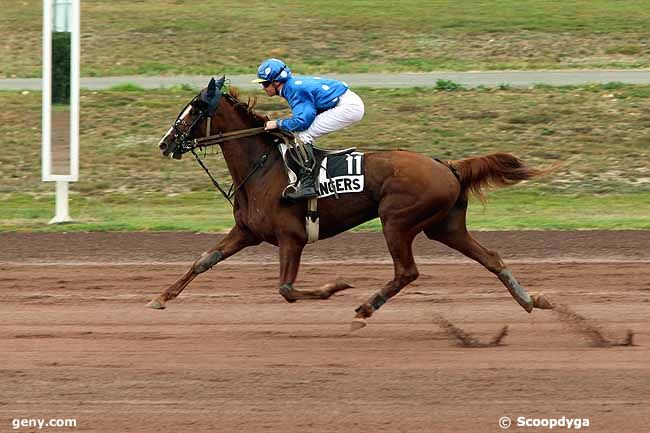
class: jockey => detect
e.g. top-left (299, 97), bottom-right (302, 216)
top-left (252, 58), bottom-right (365, 200)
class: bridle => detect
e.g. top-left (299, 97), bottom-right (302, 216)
top-left (165, 77), bottom-right (281, 205)
top-left (168, 96), bottom-right (211, 157)
top-left (168, 76), bottom-right (225, 158)
top-left (168, 79), bottom-right (271, 156)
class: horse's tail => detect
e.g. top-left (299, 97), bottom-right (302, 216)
top-left (448, 152), bottom-right (547, 202)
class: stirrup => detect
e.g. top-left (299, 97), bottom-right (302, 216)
top-left (283, 182), bottom-right (318, 200)
top-left (283, 170), bottom-right (318, 200)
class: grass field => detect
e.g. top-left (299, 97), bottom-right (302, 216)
top-left (4, 190), bottom-right (649, 232)
top-left (2, 83), bottom-right (649, 231)
top-left (3, 0), bottom-right (650, 78)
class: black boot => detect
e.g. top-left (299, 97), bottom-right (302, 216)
top-left (283, 168), bottom-right (318, 200)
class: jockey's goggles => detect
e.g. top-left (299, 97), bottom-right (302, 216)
top-left (251, 78), bottom-right (272, 88)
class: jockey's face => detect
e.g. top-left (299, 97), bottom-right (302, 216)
top-left (262, 81), bottom-right (281, 97)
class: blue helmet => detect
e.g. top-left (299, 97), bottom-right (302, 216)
top-left (252, 58), bottom-right (292, 84)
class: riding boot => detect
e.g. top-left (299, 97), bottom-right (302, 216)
top-left (282, 139), bottom-right (318, 201)
top-left (283, 167), bottom-right (318, 200)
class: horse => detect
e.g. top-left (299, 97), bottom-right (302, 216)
top-left (151, 76), bottom-right (553, 330)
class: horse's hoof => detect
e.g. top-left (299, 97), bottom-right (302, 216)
top-left (349, 318), bottom-right (367, 332)
top-left (146, 298), bottom-right (166, 310)
top-left (532, 293), bottom-right (554, 310)
top-left (279, 285), bottom-right (297, 303)
top-left (335, 278), bottom-right (355, 289)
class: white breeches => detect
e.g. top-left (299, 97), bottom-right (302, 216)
top-left (295, 89), bottom-right (365, 144)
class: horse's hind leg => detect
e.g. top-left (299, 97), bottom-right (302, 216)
top-left (280, 278), bottom-right (355, 302)
top-left (437, 229), bottom-right (534, 311)
top-left (425, 202), bottom-right (541, 312)
top-left (146, 226), bottom-right (260, 309)
top-left (351, 227), bottom-right (419, 330)
top-left (277, 238), bottom-right (354, 303)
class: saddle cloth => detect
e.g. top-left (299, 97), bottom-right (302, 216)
top-left (316, 152), bottom-right (365, 198)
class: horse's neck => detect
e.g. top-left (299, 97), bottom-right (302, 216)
top-left (214, 99), bottom-right (283, 194)
top-left (219, 136), bottom-right (270, 186)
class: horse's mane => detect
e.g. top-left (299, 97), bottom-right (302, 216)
top-left (226, 87), bottom-right (269, 126)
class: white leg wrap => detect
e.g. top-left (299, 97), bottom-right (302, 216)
top-left (306, 198), bottom-right (319, 243)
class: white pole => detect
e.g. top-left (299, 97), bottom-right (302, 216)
top-left (49, 180), bottom-right (72, 224)
top-left (70, 0), bottom-right (80, 181)
top-left (42, 0), bottom-right (52, 182)
top-left (43, 0), bottom-right (79, 224)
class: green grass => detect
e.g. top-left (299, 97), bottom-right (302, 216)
top-left (2, 84), bottom-right (649, 231)
top-left (435, 79), bottom-right (466, 92)
top-left (359, 189), bottom-right (650, 231)
top-left (2, 0), bottom-right (650, 78)
top-left (106, 83), bottom-right (147, 92)
top-left (0, 192), bottom-right (233, 232)
top-left (3, 189), bottom-right (649, 232)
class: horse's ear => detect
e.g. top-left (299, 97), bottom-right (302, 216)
top-left (205, 77), bottom-right (222, 116)
top-left (207, 77), bottom-right (217, 96)
top-left (215, 76), bottom-right (226, 90)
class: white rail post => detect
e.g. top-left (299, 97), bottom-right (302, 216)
top-left (51, 180), bottom-right (71, 223)
top-left (42, 0), bottom-right (79, 224)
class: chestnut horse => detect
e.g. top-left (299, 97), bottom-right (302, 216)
top-left (151, 77), bottom-right (552, 330)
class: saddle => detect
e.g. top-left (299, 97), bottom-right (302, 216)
top-left (314, 145), bottom-right (358, 157)
top-left (270, 132), bottom-right (357, 191)
top-left (310, 145), bottom-right (358, 182)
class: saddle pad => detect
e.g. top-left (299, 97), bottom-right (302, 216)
top-left (317, 152), bottom-right (365, 198)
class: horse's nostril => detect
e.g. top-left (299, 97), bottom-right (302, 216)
top-left (159, 142), bottom-right (166, 150)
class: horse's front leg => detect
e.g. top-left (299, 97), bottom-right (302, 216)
top-left (277, 239), bottom-right (353, 303)
top-left (146, 226), bottom-right (260, 309)
top-left (351, 226), bottom-right (419, 331)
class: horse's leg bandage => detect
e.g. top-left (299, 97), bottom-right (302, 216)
top-left (194, 251), bottom-right (223, 274)
top-left (306, 198), bottom-right (319, 243)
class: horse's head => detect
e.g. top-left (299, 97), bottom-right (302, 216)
top-left (158, 76), bottom-right (225, 159)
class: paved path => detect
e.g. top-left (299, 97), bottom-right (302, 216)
top-left (3, 70), bottom-right (650, 91)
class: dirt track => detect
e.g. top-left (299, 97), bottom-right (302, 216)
top-left (1, 231), bottom-right (649, 433)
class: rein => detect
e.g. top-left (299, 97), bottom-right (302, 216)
top-left (185, 126), bottom-right (271, 207)
top-left (190, 127), bottom-right (268, 150)
top-left (175, 126), bottom-right (268, 155)
top-left (191, 147), bottom-right (269, 206)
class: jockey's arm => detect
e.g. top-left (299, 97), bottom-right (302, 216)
top-left (277, 88), bottom-right (317, 132)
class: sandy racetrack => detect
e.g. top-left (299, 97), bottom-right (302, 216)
top-left (1, 231), bottom-right (649, 432)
